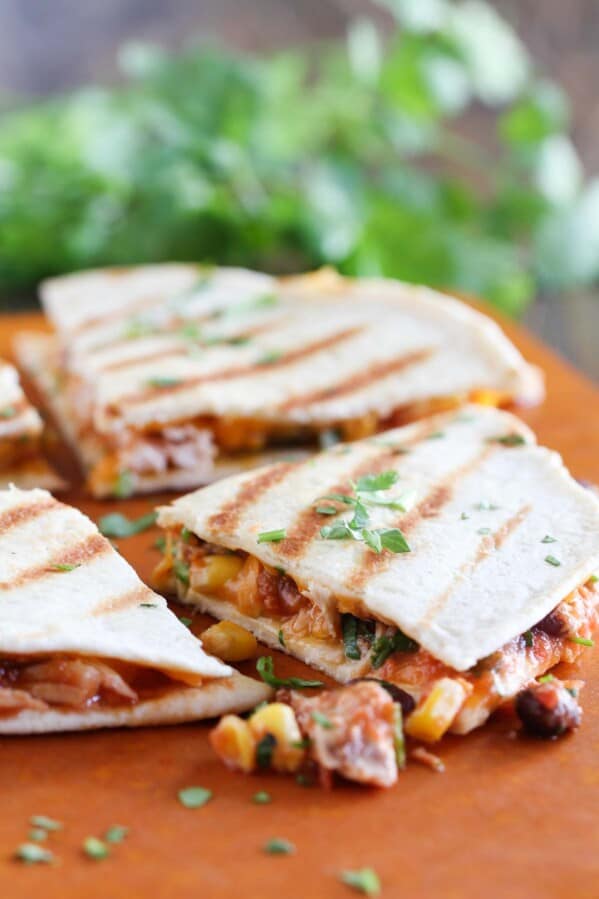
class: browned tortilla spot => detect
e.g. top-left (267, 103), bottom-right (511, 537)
top-left (92, 584), bottom-right (152, 617)
top-left (117, 325), bottom-right (364, 408)
top-left (0, 532), bottom-right (110, 590)
top-left (277, 347), bottom-right (433, 412)
top-left (417, 504), bottom-right (531, 628)
top-left (206, 462), bottom-right (298, 533)
top-left (0, 496), bottom-right (57, 535)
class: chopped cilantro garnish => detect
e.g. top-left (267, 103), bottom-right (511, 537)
top-left (393, 703), bottom-right (406, 770)
top-left (83, 837), bottom-right (110, 860)
top-left (256, 734), bottom-right (276, 770)
top-left (341, 867), bottom-right (381, 895)
top-left (477, 527), bottom-right (492, 535)
top-left (296, 773), bottom-right (313, 787)
top-left (278, 629), bottom-right (286, 648)
top-left (153, 535), bottom-right (166, 552)
top-left (590, 574), bottom-right (598, 584)
top-left (181, 526), bottom-right (192, 543)
top-left (475, 500), bottom-right (500, 511)
top-left (256, 656), bottom-right (324, 689)
top-left (342, 615), bottom-right (361, 661)
top-left (122, 318), bottom-right (156, 339)
top-left (0, 405), bottom-right (16, 419)
top-left (489, 433), bottom-right (526, 447)
top-left (178, 321), bottom-right (203, 340)
top-left (252, 791), bottom-right (272, 805)
top-left (15, 843), bottom-right (55, 864)
top-left (545, 555), bottom-right (561, 567)
top-left (28, 829), bottom-right (47, 842)
top-left (49, 563), bottom-right (80, 572)
top-left (523, 630), bottom-right (533, 648)
top-left (460, 512), bottom-right (470, 520)
top-left (541, 535), bottom-right (557, 544)
top-left (425, 431), bottom-right (445, 440)
top-left (257, 350), bottom-right (283, 365)
top-left (263, 837), bottom-right (295, 855)
top-left (538, 674), bottom-right (554, 684)
top-left (371, 629), bottom-right (419, 669)
top-left (315, 505), bottom-right (338, 516)
top-left (104, 825), bottom-right (128, 844)
top-left (179, 616), bottom-right (193, 628)
top-left (139, 602), bottom-right (157, 608)
top-left (569, 636), bottom-right (594, 647)
top-left (257, 528), bottom-right (287, 543)
top-left (173, 559), bottom-right (190, 585)
top-left (30, 815), bottom-right (62, 831)
top-left (311, 711), bottom-right (333, 729)
top-left (146, 376), bottom-right (184, 388)
top-left (355, 471), bottom-right (399, 493)
top-left (98, 511), bottom-right (157, 538)
top-left (114, 469), bottom-right (134, 498)
top-left (177, 786), bottom-right (213, 809)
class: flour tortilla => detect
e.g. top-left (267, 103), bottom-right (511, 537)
top-left (157, 404), bottom-right (599, 672)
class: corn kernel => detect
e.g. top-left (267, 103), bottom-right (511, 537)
top-left (190, 554), bottom-right (244, 592)
top-left (405, 677), bottom-right (470, 743)
top-left (201, 621), bottom-right (258, 662)
top-left (248, 703), bottom-right (305, 773)
top-left (469, 389), bottom-right (506, 407)
top-left (210, 715), bottom-right (256, 773)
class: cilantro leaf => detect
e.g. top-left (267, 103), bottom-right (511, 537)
top-left (256, 656), bottom-right (324, 689)
top-left (98, 511), bottom-right (157, 538)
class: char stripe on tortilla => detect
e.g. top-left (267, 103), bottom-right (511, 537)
top-left (0, 486), bottom-right (270, 733)
top-left (155, 404), bottom-right (599, 737)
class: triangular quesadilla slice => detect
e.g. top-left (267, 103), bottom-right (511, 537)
top-left (0, 487), bottom-right (270, 734)
top-left (0, 359), bottom-right (64, 491)
top-left (155, 405), bottom-right (599, 740)
top-left (20, 264), bottom-right (542, 497)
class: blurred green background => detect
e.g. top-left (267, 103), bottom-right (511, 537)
top-left (0, 0), bottom-right (597, 376)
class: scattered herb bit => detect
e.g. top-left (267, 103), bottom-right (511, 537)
top-left (538, 674), bottom-right (554, 684)
top-left (460, 512), bottom-right (470, 520)
top-left (274, 565), bottom-right (286, 576)
top-left (263, 837), bottom-right (295, 855)
top-left (139, 602), bottom-right (157, 608)
top-left (475, 500), bottom-right (500, 511)
top-left (319, 428), bottom-right (342, 449)
top-left (153, 535), bottom-right (166, 552)
top-left (114, 470), bottom-right (134, 498)
top-left (122, 318), bottom-right (155, 339)
top-left (311, 711), bottom-right (334, 729)
top-left (393, 703), bottom-right (406, 770)
top-left (545, 555), bottom-right (561, 567)
top-left (355, 471), bottom-right (399, 493)
top-left (179, 616), bottom-right (192, 628)
top-left (256, 656), bottom-right (324, 690)
top-left (342, 614), bottom-right (361, 661)
top-left (315, 505), bottom-right (338, 516)
top-left (569, 636), bottom-right (594, 647)
top-left (341, 867), bottom-right (381, 896)
top-left (257, 528), bottom-right (287, 543)
top-left (99, 511), bottom-right (157, 538)
top-left (83, 837), bottom-right (110, 860)
top-left (278, 629), bottom-right (286, 648)
top-left (104, 825), bottom-right (128, 844)
top-left (14, 843), bottom-right (54, 865)
top-left (256, 734), bottom-right (277, 770)
top-left (477, 527), bottom-right (492, 535)
top-left (257, 350), bottom-right (283, 365)
top-left (178, 321), bottom-right (203, 340)
top-left (173, 559), bottom-right (190, 585)
top-left (292, 737), bottom-right (312, 750)
top-left (181, 526), bottom-right (192, 543)
top-left (523, 630), bottom-right (533, 648)
top-left (177, 786), bottom-right (213, 809)
top-left (378, 528), bottom-right (411, 553)
top-left (541, 535), bottom-right (557, 544)
top-left (0, 405), bottom-right (16, 419)
top-left (425, 431), bottom-right (445, 440)
top-left (489, 433), bottom-right (527, 447)
top-left (146, 376), bottom-right (184, 388)
top-left (252, 791), bottom-right (272, 805)
top-left (371, 630), bottom-right (419, 669)
top-left (28, 829), bottom-right (47, 842)
top-left (590, 574), bottom-right (598, 584)
top-left (30, 815), bottom-right (62, 832)
top-left (296, 773), bottom-right (313, 787)
top-left (49, 563), bottom-right (80, 572)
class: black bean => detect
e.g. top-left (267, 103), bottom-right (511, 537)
top-left (349, 677), bottom-right (416, 715)
top-left (515, 680), bottom-right (581, 739)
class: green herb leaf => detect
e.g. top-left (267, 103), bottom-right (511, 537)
top-left (569, 636), bottom-right (594, 647)
top-left (460, 512), bottom-right (470, 520)
top-left (104, 825), bottom-right (128, 844)
top-left (98, 511), bottom-right (157, 538)
top-left (30, 815), bottom-right (62, 831)
top-left (341, 867), bottom-right (381, 895)
top-left (114, 470), bottom-right (134, 499)
top-left (146, 376), bottom-right (184, 388)
top-left (179, 616), bottom-right (192, 628)
top-left (361, 528), bottom-right (382, 553)
top-left (523, 630), bottom-right (533, 647)
top-left (263, 837), bottom-right (295, 855)
top-left (371, 629), bottom-right (419, 669)
top-left (49, 563), bottom-right (80, 572)
top-left (257, 350), bottom-right (283, 365)
top-left (252, 791), bottom-right (272, 805)
top-left (28, 828), bottom-right (48, 842)
top-left (15, 843), bottom-right (55, 864)
top-left (139, 602), bottom-right (157, 608)
top-left (490, 433), bottom-right (527, 447)
top-left (425, 431), bottom-right (445, 440)
top-left (177, 786), bottom-right (213, 809)
top-left (315, 505), bottom-right (338, 516)
top-left (477, 527), bottom-right (492, 535)
top-left (83, 837), bottom-right (110, 860)
top-left (538, 674), bottom-right (554, 684)
top-left (257, 529), bottom-right (287, 543)
top-left (153, 535), bottom-right (166, 552)
top-left (545, 555), bottom-right (561, 567)
top-left (355, 471), bottom-right (399, 493)
top-left (378, 528), bottom-right (410, 553)
top-left (278, 628), bottom-right (286, 648)
top-left (181, 526), bottom-right (192, 543)
top-left (173, 559), bottom-right (190, 585)
top-left (0, 405), bottom-right (16, 419)
top-left (256, 656), bottom-right (324, 690)
top-left (311, 711), bottom-right (334, 729)
top-left (342, 614), bottom-right (361, 661)
top-left (256, 734), bottom-right (276, 770)
top-left (320, 522), bottom-right (358, 541)
top-left (541, 535), bottom-right (557, 544)
top-left (319, 492), bottom-right (356, 505)
top-left (589, 574), bottom-right (598, 584)
top-left (393, 703), bottom-right (406, 770)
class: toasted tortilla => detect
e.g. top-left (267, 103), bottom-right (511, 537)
top-left (157, 405), bottom-right (599, 673)
top-left (0, 486), bottom-right (270, 733)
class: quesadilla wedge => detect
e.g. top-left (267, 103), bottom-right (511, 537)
top-left (155, 404), bottom-right (599, 741)
top-left (0, 486), bottom-right (270, 734)
top-left (0, 359), bottom-right (64, 491)
top-left (19, 264), bottom-right (542, 497)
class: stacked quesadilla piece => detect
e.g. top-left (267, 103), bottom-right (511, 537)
top-left (155, 404), bottom-right (599, 741)
top-left (0, 486), bottom-right (270, 733)
top-left (15, 264), bottom-right (543, 498)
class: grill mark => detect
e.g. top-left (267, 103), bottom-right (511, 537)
top-left (277, 347), bottom-right (433, 412)
top-left (92, 584), bottom-right (152, 617)
top-left (273, 417), bottom-right (443, 562)
top-left (348, 443), bottom-right (496, 591)
top-left (98, 316), bottom-right (291, 373)
top-left (206, 462), bottom-right (298, 533)
top-left (0, 496), bottom-right (57, 536)
top-left (417, 504), bottom-right (531, 628)
top-left (70, 294), bottom-right (171, 336)
top-left (0, 533), bottom-right (110, 590)
top-left (117, 326), bottom-right (364, 408)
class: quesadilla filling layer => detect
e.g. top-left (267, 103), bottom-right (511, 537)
top-left (157, 527), bottom-right (599, 738)
top-left (0, 655), bottom-right (199, 716)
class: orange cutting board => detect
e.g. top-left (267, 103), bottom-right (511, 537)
top-left (0, 311), bottom-right (598, 899)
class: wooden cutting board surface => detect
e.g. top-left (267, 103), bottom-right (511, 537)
top-left (0, 311), bottom-right (598, 899)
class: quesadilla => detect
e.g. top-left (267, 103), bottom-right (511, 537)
top-left (0, 486), bottom-right (270, 734)
top-left (0, 359), bottom-right (64, 491)
top-left (155, 404), bottom-right (599, 740)
top-left (17, 264), bottom-right (542, 497)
